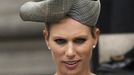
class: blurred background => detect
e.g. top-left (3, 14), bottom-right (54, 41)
top-left (97, 0), bottom-right (134, 75)
top-left (0, 0), bottom-right (134, 75)
top-left (0, 0), bottom-right (55, 74)
top-left (97, 0), bottom-right (134, 62)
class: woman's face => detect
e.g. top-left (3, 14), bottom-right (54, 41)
top-left (44, 18), bottom-right (99, 75)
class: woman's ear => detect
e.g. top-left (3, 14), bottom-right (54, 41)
top-left (93, 28), bottom-right (100, 46)
top-left (43, 30), bottom-right (50, 49)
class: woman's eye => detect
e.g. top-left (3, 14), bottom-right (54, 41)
top-left (74, 38), bottom-right (86, 44)
top-left (54, 39), bottom-right (67, 45)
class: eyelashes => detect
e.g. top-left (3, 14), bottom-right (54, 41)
top-left (54, 39), bottom-right (67, 45)
top-left (73, 38), bottom-right (86, 44)
top-left (54, 38), bottom-right (87, 45)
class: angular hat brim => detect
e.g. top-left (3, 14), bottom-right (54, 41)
top-left (20, 0), bottom-right (101, 26)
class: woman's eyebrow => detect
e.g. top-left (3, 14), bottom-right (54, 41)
top-left (74, 35), bottom-right (88, 38)
top-left (51, 35), bottom-right (88, 39)
top-left (52, 35), bottom-right (66, 39)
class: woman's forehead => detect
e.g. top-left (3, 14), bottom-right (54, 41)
top-left (49, 18), bottom-right (91, 38)
top-left (50, 18), bottom-right (90, 30)
top-left (50, 30), bottom-right (90, 39)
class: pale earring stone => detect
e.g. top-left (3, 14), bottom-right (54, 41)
top-left (93, 45), bottom-right (96, 48)
top-left (48, 47), bottom-right (51, 50)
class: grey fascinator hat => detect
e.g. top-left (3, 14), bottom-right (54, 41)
top-left (20, 0), bottom-right (101, 26)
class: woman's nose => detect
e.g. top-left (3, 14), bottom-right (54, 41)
top-left (65, 42), bottom-right (75, 59)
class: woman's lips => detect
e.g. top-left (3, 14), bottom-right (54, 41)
top-left (63, 60), bottom-right (80, 70)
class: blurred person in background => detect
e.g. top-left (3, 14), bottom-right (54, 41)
top-left (20, 0), bottom-right (101, 75)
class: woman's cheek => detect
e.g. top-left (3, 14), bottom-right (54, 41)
top-left (50, 43), bottom-right (64, 60)
top-left (77, 42), bottom-right (93, 59)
